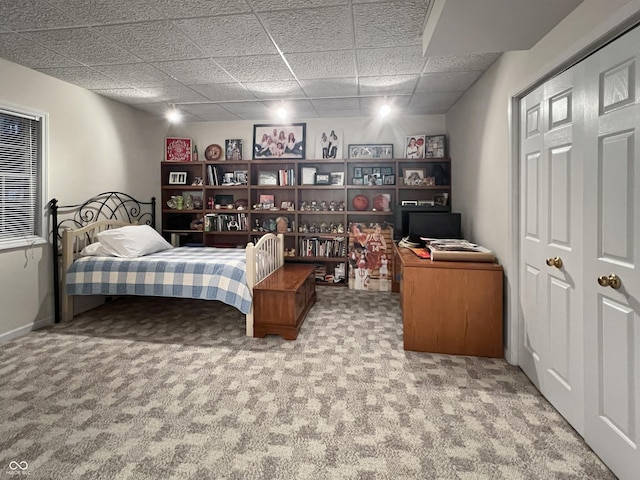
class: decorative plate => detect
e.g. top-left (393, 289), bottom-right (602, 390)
top-left (205, 144), bottom-right (222, 161)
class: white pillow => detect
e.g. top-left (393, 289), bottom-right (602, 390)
top-left (79, 241), bottom-right (116, 257)
top-left (97, 225), bottom-right (173, 258)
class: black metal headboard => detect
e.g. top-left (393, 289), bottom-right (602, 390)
top-left (49, 192), bottom-right (156, 323)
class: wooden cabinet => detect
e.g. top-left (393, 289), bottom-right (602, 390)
top-left (161, 157), bottom-right (452, 285)
top-left (394, 244), bottom-right (503, 358)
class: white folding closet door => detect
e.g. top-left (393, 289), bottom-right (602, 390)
top-left (582, 25), bottom-right (640, 480)
top-left (519, 67), bottom-right (585, 434)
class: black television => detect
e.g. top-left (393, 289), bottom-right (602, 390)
top-left (406, 212), bottom-right (462, 241)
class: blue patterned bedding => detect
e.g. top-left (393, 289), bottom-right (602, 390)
top-left (65, 247), bottom-right (252, 314)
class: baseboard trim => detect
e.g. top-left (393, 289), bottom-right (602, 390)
top-left (0, 316), bottom-right (54, 344)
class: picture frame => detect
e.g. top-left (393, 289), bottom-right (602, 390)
top-left (425, 135), bottom-right (446, 158)
top-left (348, 144), bottom-right (394, 160)
top-left (214, 194), bottom-right (234, 206)
top-left (403, 168), bottom-right (426, 185)
top-left (401, 200), bottom-right (418, 206)
top-left (301, 166), bottom-right (317, 185)
top-left (315, 173), bottom-right (330, 185)
top-left (223, 172), bottom-right (236, 185)
top-left (317, 129), bottom-right (343, 159)
top-left (434, 193), bottom-right (449, 206)
top-left (253, 123), bottom-right (306, 159)
top-left (258, 171), bottom-right (278, 186)
top-left (405, 135), bottom-right (425, 159)
top-left (330, 172), bottom-right (344, 185)
top-left (182, 191), bottom-right (203, 209)
top-left (259, 194), bottom-right (275, 209)
top-left (353, 167), bottom-right (362, 178)
top-left (168, 171), bottom-right (187, 184)
top-left (383, 174), bottom-right (395, 185)
top-left (280, 201), bottom-right (293, 210)
top-left (234, 170), bottom-right (248, 184)
top-left (381, 167), bottom-right (393, 175)
top-left (225, 139), bottom-right (243, 160)
top-left (165, 137), bottom-right (192, 162)
top-left (352, 178), bottom-right (364, 185)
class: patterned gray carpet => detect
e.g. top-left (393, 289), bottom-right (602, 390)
top-left (1, 288), bottom-right (614, 480)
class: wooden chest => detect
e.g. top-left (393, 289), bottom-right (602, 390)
top-left (253, 263), bottom-right (316, 340)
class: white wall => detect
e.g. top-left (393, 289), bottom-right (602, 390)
top-left (446, 0), bottom-right (640, 362)
top-left (0, 58), bottom-right (166, 341)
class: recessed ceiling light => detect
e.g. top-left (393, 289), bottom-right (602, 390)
top-left (379, 104), bottom-right (391, 117)
top-left (166, 107), bottom-right (182, 123)
top-left (276, 106), bottom-right (288, 120)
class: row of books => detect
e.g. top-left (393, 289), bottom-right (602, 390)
top-left (299, 236), bottom-right (346, 258)
top-left (207, 165), bottom-right (223, 186)
top-left (278, 169), bottom-right (295, 186)
top-left (204, 213), bottom-right (248, 232)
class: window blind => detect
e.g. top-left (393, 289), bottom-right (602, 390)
top-left (0, 110), bottom-right (40, 244)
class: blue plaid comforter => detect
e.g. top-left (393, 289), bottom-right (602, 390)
top-left (66, 247), bottom-right (252, 314)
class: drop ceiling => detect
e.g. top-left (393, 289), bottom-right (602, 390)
top-left (0, 0), bottom-right (583, 122)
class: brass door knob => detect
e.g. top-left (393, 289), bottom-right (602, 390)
top-left (546, 256), bottom-right (563, 268)
top-left (597, 274), bottom-right (622, 289)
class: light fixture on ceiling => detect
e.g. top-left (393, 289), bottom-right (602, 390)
top-left (166, 105), bottom-right (182, 123)
top-left (276, 105), bottom-right (288, 120)
top-left (379, 104), bottom-right (392, 118)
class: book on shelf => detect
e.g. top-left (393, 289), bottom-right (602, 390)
top-left (422, 238), bottom-right (496, 263)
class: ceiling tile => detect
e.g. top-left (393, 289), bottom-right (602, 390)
top-left (148, 0), bottom-right (252, 17)
top-left (0, 33), bottom-right (80, 68)
top-left (356, 45), bottom-right (425, 76)
top-left (173, 15), bottom-right (277, 57)
top-left (179, 103), bottom-right (241, 121)
top-left (137, 85), bottom-right (209, 103)
top-left (0, 1), bottom-right (77, 31)
top-left (93, 22), bottom-right (205, 62)
top-left (258, 6), bottom-right (353, 53)
top-left (360, 95), bottom-right (410, 112)
top-left (353, 0), bottom-right (430, 48)
top-left (36, 66), bottom-right (124, 90)
top-left (311, 98), bottom-right (360, 111)
top-left (23, 28), bottom-right (141, 66)
top-left (285, 51), bottom-right (356, 80)
top-left (153, 59), bottom-right (236, 84)
top-left (130, 102), bottom-right (172, 114)
top-left (248, 0), bottom-right (348, 11)
top-left (359, 75), bottom-right (419, 95)
top-left (215, 55), bottom-right (294, 82)
top-left (220, 101), bottom-right (272, 116)
top-left (415, 71), bottom-right (482, 92)
top-left (189, 83), bottom-right (257, 102)
top-left (271, 99), bottom-right (317, 113)
top-left (408, 91), bottom-right (464, 112)
top-left (424, 53), bottom-right (501, 73)
top-left (243, 81), bottom-right (305, 99)
top-left (300, 78), bottom-right (358, 98)
top-left (45, 0), bottom-right (164, 25)
top-left (94, 63), bottom-right (178, 87)
top-left (92, 88), bottom-right (162, 104)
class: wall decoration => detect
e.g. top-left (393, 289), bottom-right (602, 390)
top-left (425, 135), bottom-right (446, 158)
top-left (165, 137), bottom-right (192, 162)
top-left (403, 168), bottom-right (426, 185)
top-left (225, 139), bottom-right (243, 160)
top-left (315, 173), bottom-right (330, 185)
top-left (204, 143), bottom-right (222, 161)
top-left (317, 129), bottom-right (342, 159)
top-left (347, 144), bottom-right (393, 160)
top-left (405, 135), bottom-right (425, 159)
top-left (253, 123), bottom-right (306, 159)
top-left (330, 172), bottom-right (344, 185)
top-left (348, 223), bottom-right (393, 291)
top-left (301, 166), bottom-right (317, 185)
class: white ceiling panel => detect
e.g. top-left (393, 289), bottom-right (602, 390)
top-left (173, 15), bottom-right (277, 58)
top-left (359, 75), bottom-right (419, 95)
top-left (259, 6), bottom-right (353, 53)
top-left (153, 59), bottom-right (236, 85)
top-left (189, 83), bottom-right (257, 102)
top-left (0, 0), bottom-right (583, 120)
top-left (93, 22), bottom-right (204, 62)
top-left (285, 51), bottom-right (356, 80)
top-left (23, 28), bottom-right (141, 66)
top-left (356, 46), bottom-right (425, 76)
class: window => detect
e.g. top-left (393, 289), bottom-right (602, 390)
top-left (0, 106), bottom-right (46, 250)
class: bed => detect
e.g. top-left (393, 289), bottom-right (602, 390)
top-left (50, 192), bottom-right (284, 336)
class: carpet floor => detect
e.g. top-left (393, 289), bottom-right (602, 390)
top-left (0, 288), bottom-right (614, 479)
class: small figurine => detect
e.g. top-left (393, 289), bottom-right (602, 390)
top-left (276, 216), bottom-right (288, 234)
top-left (268, 218), bottom-right (277, 232)
top-left (337, 223), bottom-right (345, 233)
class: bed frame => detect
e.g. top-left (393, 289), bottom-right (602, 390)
top-left (50, 192), bottom-right (284, 336)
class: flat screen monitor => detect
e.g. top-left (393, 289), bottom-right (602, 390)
top-left (407, 212), bottom-right (462, 241)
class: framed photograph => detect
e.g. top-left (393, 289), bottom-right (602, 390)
top-left (253, 123), bottom-right (306, 159)
top-left (168, 171), bottom-right (187, 184)
top-left (434, 193), bottom-right (449, 206)
top-left (301, 166), bottom-right (317, 185)
top-left (348, 144), bottom-right (393, 160)
top-left (225, 139), bottom-right (243, 160)
top-left (258, 171), bottom-right (278, 186)
top-left (418, 200), bottom-right (435, 206)
top-left (330, 172), bottom-right (344, 185)
top-left (280, 201), bottom-right (294, 210)
top-left (317, 129), bottom-right (342, 159)
top-left (352, 178), bottom-right (364, 185)
top-left (182, 191), bottom-right (203, 209)
top-left (165, 137), bottom-right (192, 162)
top-left (362, 167), bottom-right (373, 175)
top-left (234, 170), bottom-right (248, 184)
top-left (403, 168), bottom-right (426, 185)
top-left (383, 174), bottom-right (395, 185)
top-left (315, 173), bottom-right (330, 185)
top-left (405, 135), bottom-right (425, 159)
top-left (353, 167), bottom-right (362, 178)
top-left (425, 135), bottom-right (446, 158)
top-left (381, 167), bottom-right (393, 175)
top-left (259, 194), bottom-right (275, 209)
